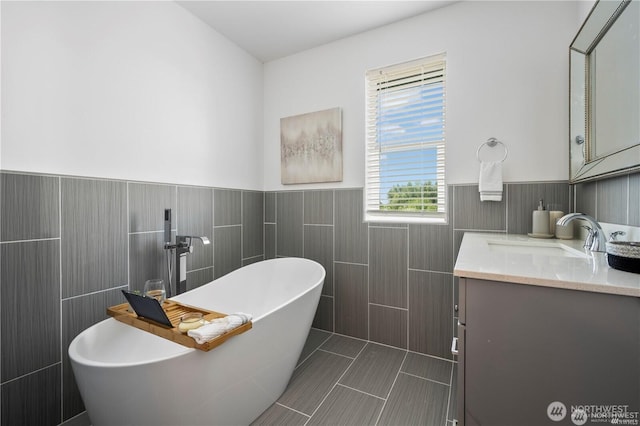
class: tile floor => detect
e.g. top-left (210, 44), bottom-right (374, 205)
top-left (252, 329), bottom-right (458, 426)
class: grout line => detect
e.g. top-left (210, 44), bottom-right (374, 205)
top-left (316, 348), bottom-right (357, 360)
top-left (627, 175), bottom-right (630, 225)
top-left (304, 341), bottom-right (368, 425)
top-left (330, 331), bottom-right (370, 345)
top-left (451, 185), bottom-right (457, 377)
top-left (274, 402), bottom-right (311, 419)
top-left (368, 224), bottom-right (409, 229)
top-left (128, 230), bottom-right (164, 236)
top-left (0, 237), bottom-right (61, 245)
top-left (405, 348), bottom-right (457, 364)
top-left (186, 265), bottom-right (214, 275)
top-left (335, 383), bottom-right (387, 401)
top-left (126, 182), bottom-right (131, 291)
top-left (355, 335), bottom-right (411, 353)
top-left (3, 361), bottom-right (61, 385)
top-left (0, 178), bottom-right (2, 404)
top-left (215, 188), bottom-right (218, 274)
top-left (241, 190), bottom-right (244, 261)
top-left (367, 220), bottom-right (370, 341)
top-left (369, 302), bottom-right (407, 311)
top-left (400, 371), bottom-right (450, 387)
top-left (173, 184), bottom-right (178, 296)
top-left (374, 350), bottom-right (408, 426)
top-left (333, 260), bottom-right (368, 267)
top-left (62, 411), bottom-right (91, 425)
top-left (505, 182), bottom-right (509, 233)
top-left (445, 359), bottom-right (455, 421)
top-left (406, 221), bottom-right (410, 349)
top-left (58, 176), bottom-right (63, 422)
top-left (242, 254), bottom-right (264, 262)
top-left (262, 192), bottom-right (265, 262)
top-left (408, 268), bottom-right (453, 275)
top-left (212, 224), bottom-right (242, 229)
top-left (452, 228), bottom-right (507, 233)
top-left (61, 284), bottom-right (128, 302)
top-left (295, 331), bottom-right (334, 369)
top-left (595, 180), bottom-right (599, 220)
top-left (332, 189), bottom-right (336, 332)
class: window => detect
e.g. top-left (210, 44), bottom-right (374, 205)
top-left (365, 53), bottom-right (446, 222)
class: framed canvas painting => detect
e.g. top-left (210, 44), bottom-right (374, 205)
top-left (280, 107), bottom-right (343, 184)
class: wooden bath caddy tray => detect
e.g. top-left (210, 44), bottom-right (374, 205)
top-left (107, 300), bottom-right (252, 352)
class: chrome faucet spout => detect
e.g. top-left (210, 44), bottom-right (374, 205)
top-left (177, 235), bottom-right (211, 247)
top-left (556, 213), bottom-right (606, 252)
top-left (199, 236), bottom-right (210, 245)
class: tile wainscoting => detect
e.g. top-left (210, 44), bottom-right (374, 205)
top-left (264, 182), bottom-right (571, 360)
top-left (0, 171), bottom-right (263, 425)
top-left (0, 170), bottom-right (571, 425)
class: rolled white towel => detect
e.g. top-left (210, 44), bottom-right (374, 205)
top-left (187, 313), bottom-right (252, 344)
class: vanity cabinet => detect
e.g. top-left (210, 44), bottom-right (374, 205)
top-left (456, 277), bottom-right (640, 426)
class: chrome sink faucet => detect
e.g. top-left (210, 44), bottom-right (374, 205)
top-left (556, 213), bottom-right (606, 252)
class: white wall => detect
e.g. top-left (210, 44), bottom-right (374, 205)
top-left (263, 1), bottom-right (579, 190)
top-left (1, 1), bottom-right (264, 190)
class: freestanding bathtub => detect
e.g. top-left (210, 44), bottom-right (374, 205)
top-left (68, 258), bottom-right (325, 426)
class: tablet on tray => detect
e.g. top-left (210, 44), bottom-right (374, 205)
top-left (121, 290), bottom-right (173, 328)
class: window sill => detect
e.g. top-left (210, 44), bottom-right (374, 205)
top-left (364, 212), bottom-right (448, 225)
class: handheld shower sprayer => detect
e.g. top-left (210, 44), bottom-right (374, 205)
top-left (164, 209), bottom-right (172, 246)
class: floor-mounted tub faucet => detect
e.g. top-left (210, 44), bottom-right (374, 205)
top-left (163, 208), bottom-right (211, 296)
top-left (556, 213), bottom-right (606, 252)
top-left (173, 235), bottom-right (210, 295)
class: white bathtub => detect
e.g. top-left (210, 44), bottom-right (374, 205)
top-left (68, 258), bottom-right (325, 426)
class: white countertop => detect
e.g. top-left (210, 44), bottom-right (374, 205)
top-left (454, 232), bottom-right (640, 297)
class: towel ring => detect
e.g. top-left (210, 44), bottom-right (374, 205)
top-left (476, 137), bottom-right (508, 162)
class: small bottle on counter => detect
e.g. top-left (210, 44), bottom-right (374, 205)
top-left (549, 210), bottom-right (564, 236)
top-left (531, 199), bottom-right (550, 236)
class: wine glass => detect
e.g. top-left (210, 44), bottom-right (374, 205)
top-left (143, 279), bottom-right (166, 304)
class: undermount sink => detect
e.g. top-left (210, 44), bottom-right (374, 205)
top-left (486, 239), bottom-right (588, 258)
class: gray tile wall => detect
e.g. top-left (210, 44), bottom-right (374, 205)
top-left (0, 172), bottom-right (264, 425)
top-left (266, 181), bottom-right (571, 361)
top-left (0, 170), bottom-right (577, 425)
top-left (572, 171), bottom-right (640, 227)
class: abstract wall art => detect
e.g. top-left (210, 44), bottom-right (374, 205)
top-left (280, 107), bottom-right (343, 184)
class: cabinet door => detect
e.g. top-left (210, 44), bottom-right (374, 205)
top-left (465, 278), bottom-right (639, 426)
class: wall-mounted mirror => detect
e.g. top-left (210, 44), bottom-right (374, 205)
top-left (570, 0), bottom-right (640, 183)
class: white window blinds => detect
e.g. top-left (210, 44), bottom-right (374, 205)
top-left (365, 53), bottom-right (446, 222)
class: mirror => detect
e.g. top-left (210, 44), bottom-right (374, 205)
top-left (570, 0), bottom-right (640, 183)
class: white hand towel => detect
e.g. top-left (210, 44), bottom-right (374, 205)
top-left (479, 161), bottom-right (503, 202)
top-left (187, 313), bottom-right (252, 344)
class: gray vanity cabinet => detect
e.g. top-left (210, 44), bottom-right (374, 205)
top-left (456, 277), bottom-right (640, 426)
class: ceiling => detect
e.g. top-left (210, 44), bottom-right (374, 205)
top-left (177, 1), bottom-right (457, 62)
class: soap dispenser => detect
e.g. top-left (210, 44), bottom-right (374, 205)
top-left (531, 199), bottom-right (550, 236)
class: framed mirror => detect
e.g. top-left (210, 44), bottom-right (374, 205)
top-left (569, 0), bottom-right (640, 183)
